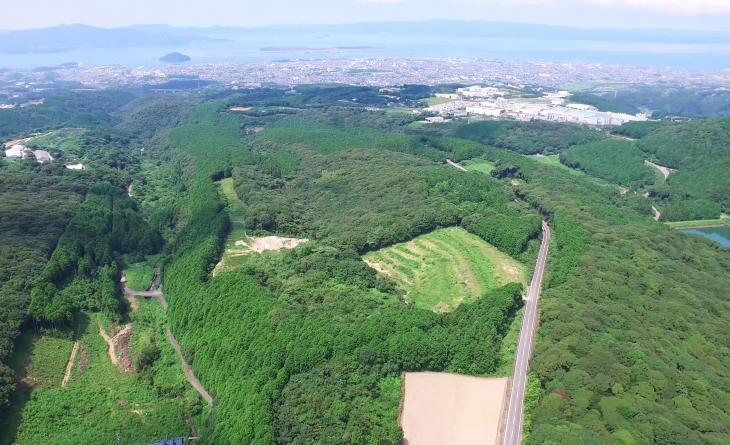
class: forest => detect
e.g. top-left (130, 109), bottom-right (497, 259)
top-left (560, 139), bottom-right (654, 187)
top-left (0, 169), bottom-right (84, 408)
top-left (460, 141), bottom-right (730, 444)
top-left (570, 85), bottom-right (730, 118)
top-left (1, 85), bottom-right (729, 444)
top-left (452, 119), bottom-right (607, 154)
top-left (143, 103), bottom-right (543, 443)
top-left (0, 91), bottom-right (202, 443)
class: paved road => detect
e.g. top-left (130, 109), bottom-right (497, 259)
top-left (502, 221), bottom-right (551, 445)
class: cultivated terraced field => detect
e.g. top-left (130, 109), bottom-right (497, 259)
top-left (363, 227), bottom-right (524, 312)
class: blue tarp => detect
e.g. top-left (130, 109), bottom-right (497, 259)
top-left (148, 438), bottom-right (184, 445)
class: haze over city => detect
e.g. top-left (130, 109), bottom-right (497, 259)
top-left (3, 0), bottom-right (730, 30)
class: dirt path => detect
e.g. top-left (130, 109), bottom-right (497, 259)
top-left (652, 205), bottom-right (662, 221)
top-left (447, 159), bottom-right (468, 172)
top-left (61, 341), bottom-right (79, 387)
top-left (645, 160), bottom-right (675, 179)
top-left (166, 328), bottom-right (214, 405)
top-left (121, 268), bottom-right (212, 404)
top-left (99, 324), bottom-right (132, 369)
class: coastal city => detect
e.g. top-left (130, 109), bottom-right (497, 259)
top-left (2, 57), bottom-right (730, 96)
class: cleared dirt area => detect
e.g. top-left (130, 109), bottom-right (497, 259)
top-left (363, 227), bottom-right (524, 312)
top-left (214, 235), bottom-right (309, 275)
top-left (645, 159), bottom-right (676, 179)
top-left (241, 236), bottom-right (308, 253)
top-left (400, 372), bottom-right (509, 445)
top-left (61, 341), bottom-right (79, 387)
top-left (99, 324), bottom-right (133, 373)
top-left (213, 179), bottom-right (307, 275)
top-left (229, 106), bottom-right (253, 112)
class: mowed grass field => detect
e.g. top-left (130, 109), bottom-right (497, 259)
top-left (124, 263), bottom-right (154, 291)
top-left (214, 178), bottom-right (249, 274)
top-left (363, 227), bottom-right (524, 312)
top-left (665, 218), bottom-right (730, 229)
top-left (530, 154), bottom-right (584, 176)
top-left (462, 159), bottom-right (496, 174)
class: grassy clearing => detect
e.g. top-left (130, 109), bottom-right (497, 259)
top-left (125, 263), bottom-right (154, 291)
top-left (665, 219), bottom-right (730, 229)
top-left (28, 129), bottom-right (85, 159)
top-left (363, 227), bottom-right (524, 312)
top-left (0, 332), bottom-right (74, 445)
top-left (462, 159), bottom-right (496, 174)
top-left (4, 304), bottom-right (202, 445)
top-left (214, 178), bottom-right (249, 274)
top-left (531, 154), bottom-right (584, 177)
top-left (424, 97), bottom-right (453, 106)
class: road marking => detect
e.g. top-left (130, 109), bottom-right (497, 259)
top-left (502, 222), bottom-right (550, 445)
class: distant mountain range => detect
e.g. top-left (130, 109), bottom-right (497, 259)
top-left (2, 21), bottom-right (730, 55)
top-left (0, 24), bottom-right (201, 54)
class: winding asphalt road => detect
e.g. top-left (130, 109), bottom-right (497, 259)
top-left (502, 221), bottom-right (551, 445)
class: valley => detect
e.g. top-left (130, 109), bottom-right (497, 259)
top-left (0, 82), bottom-right (729, 445)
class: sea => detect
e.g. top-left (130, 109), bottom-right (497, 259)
top-left (2, 32), bottom-right (730, 70)
top-left (681, 226), bottom-right (730, 248)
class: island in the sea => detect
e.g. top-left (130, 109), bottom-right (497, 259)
top-left (159, 52), bottom-right (191, 63)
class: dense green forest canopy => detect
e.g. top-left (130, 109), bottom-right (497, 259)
top-left (0, 170), bottom-right (85, 407)
top-left (222, 83), bottom-right (432, 109)
top-left (568, 92), bottom-right (640, 115)
top-left (452, 119), bottom-right (607, 154)
top-left (443, 115), bottom-right (730, 221)
top-left (0, 92), bottom-right (187, 442)
top-left (560, 139), bottom-right (654, 187)
top-left (0, 90), bottom-right (135, 138)
top-left (461, 140), bottom-right (730, 444)
top-left (625, 119), bottom-right (730, 220)
top-left (233, 146), bottom-right (540, 254)
top-left (156, 104), bottom-right (538, 443)
top-left (571, 85), bottom-right (730, 118)
top-left (1, 84), bottom-right (729, 445)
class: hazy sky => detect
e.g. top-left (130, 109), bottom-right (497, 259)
top-left (3, 0), bottom-right (730, 31)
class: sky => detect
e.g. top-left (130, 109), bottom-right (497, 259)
top-left (3, 0), bottom-right (730, 31)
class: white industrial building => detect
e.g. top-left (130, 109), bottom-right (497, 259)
top-left (32, 150), bottom-right (53, 163)
top-left (466, 106), bottom-right (503, 117)
top-left (458, 86), bottom-right (503, 99)
top-left (538, 107), bottom-right (645, 126)
top-left (4, 144), bottom-right (27, 159)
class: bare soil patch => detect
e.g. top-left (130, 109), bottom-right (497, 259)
top-left (229, 106), bottom-right (252, 112)
top-left (99, 324), bottom-right (133, 373)
top-left (244, 235), bottom-right (308, 253)
top-left (61, 341), bottom-right (79, 387)
top-left (363, 259), bottom-right (395, 278)
top-left (124, 293), bottom-right (140, 312)
top-left (400, 372), bottom-right (509, 445)
top-left (76, 344), bottom-right (89, 374)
